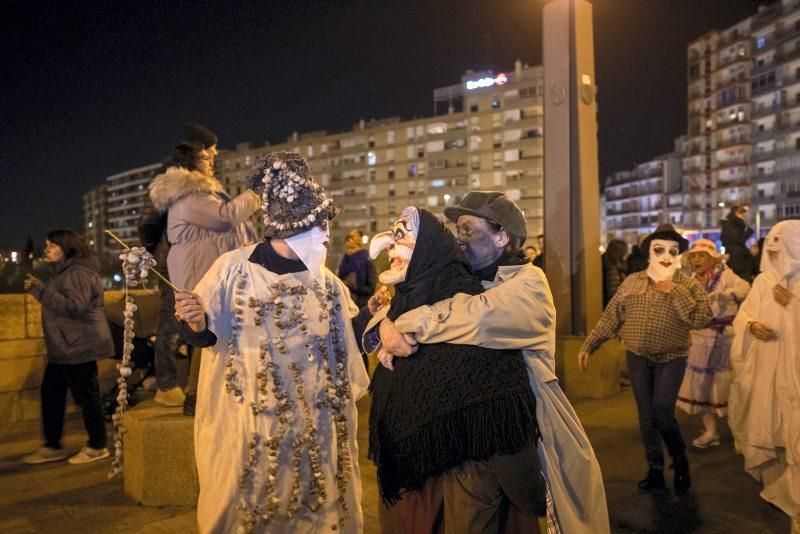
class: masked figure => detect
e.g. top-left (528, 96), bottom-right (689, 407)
top-left (729, 221), bottom-right (800, 521)
top-left (676, 239), bottom-right (750, 448)
top-left (365, 207), bottom-right (546, 532)
top-left (175, 152), bottom-right (369, 534)
top-left (579, 224), bottom-right (711, 496)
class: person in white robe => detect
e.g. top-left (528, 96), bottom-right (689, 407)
top-left (729, 220), bottom-right (800, 525)
top-left (175, 152), bottom-right (369, 534)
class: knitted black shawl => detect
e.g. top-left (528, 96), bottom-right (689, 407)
top-left (368, 209), bottom-right (539, 504)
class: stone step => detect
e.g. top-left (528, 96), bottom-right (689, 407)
top-left (122, 400), bottom-right (198, 506)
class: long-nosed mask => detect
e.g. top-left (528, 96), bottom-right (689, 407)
top-left (369, 207), bottom-right (420, 285)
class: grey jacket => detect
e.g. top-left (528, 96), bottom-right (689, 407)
top-left (148, 166), bottom-right (260, 291)
top-left (30, 256), bottom-right (114, 364)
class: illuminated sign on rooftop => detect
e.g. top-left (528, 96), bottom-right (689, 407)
top-left (465, 73), bottom-right (508, 91)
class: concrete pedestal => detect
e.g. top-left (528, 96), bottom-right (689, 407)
top-left (122, 400), bottom-right (198, 506)
top-left (556, 335), bottom-right (622, 399)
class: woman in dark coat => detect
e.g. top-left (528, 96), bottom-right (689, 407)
top-left (721, 204), bottom-right (756, 282)
top-left (602, 239), bottom-right (629, 307)
top-left (23, 229), bottom-right (114, 465)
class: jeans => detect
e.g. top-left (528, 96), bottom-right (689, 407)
top-left (627, 351), bottom-right (687, 469)
top-left (155, 287), bottom-right (180, 391)
top-left (42, 361), bottom-right (107, 450)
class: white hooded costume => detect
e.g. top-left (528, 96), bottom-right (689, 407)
top-left (729, 220), bottom-right (800, 518)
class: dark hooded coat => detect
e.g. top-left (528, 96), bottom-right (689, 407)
top-left (29, 256), bottom-right (114, 364)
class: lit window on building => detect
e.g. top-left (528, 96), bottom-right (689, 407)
top-left (368, 152), bottom-right (377, 166)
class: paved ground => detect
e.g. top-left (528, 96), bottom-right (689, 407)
top-left (0, 386), bottom-right (790, 533)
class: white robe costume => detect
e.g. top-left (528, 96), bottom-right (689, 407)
top-left (192, 245), bottom-right (369, 533)
top-left (729, 221), bottom-right (800, 519)
top-left (677, 266), bottom-right (750, 417)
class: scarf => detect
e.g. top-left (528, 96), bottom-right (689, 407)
top-left (369, 209), bottom-right (539, 504)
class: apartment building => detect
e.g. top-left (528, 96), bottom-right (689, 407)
top-left (683, 17), bottom-right (753, 238)
top-left (216, 60), bottom-right (545, 266)
top-left (82, 183), bottom-right (107, 254)
top-left (605, 1), bottom-right (800, 244)
top-left (749, 0), bottom-right (800, 229)
top-left (604, 141), bottom-right (683, 244)
top-left (102, 163), bottom-right (161, 256)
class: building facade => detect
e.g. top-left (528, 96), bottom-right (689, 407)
top-left (604, 140), bottom-right (683, 244)
top-left (605, 0), bottom-right (800, 245)
top-left (82, 183), bottom-right (107, 254)
top-left (749, 0), bottom-right (800, 229)
top-left (102, 163), bottom-right (161, 256)
top-left (683, 17), bottom-right (753, 239)
top-left (215, 61), bottom-right (546, 266)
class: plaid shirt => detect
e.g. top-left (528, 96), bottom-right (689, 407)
top-left (581, 270), bottom-right (712, 363)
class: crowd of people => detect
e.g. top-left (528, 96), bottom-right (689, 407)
top-left (18, 121), bottom-right (799, 533)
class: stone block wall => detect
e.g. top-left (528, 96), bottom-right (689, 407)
top-left (0, 291), bottom-right (147, 423)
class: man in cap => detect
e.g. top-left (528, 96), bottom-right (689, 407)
top-left (374, 192), bottom-right (610, 533)
top-left (578, 224), bottom-right (712, 496)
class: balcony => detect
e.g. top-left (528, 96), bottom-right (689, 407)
top-left (714, 136), bottom-right (750, 150)
top-left (751, 127), bottom-right (776, 142)
top-left (714, 72), bottom-right (749, 92)
top-left (751, 3), bottom-right (782, 31)
top-left (751, 81), bottom-right (777, 97)
top-left (775, 22), bottom-right (800, 45)
top-left (751, 145), bottom-right (800, 163)
top-left (752, 101), bottom-right (779, 118)
top-left (687, 144), bottom-right (706, 156)
top-left (753, 168), bottom-right (800, 183)
top-left (714, 53), bottom-right (750, 73)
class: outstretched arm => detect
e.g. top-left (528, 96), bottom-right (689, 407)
top-left (393, 268), bottom-right (555, 352)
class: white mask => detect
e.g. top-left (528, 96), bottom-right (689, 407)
top-left (646, 239), bottom-right (681, 282)
top-left (369, 207), bottom-right (420, 285)
top-left (285, 224), bottom-right (329, 285)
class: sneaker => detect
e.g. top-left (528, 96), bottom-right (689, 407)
top-left (692, 432), bottom-right (720, 449)
top-left (154, 386), bottom-right (185, 407)
top-left (68, 446), bottom-right (110, 465)
top-left (637, 467), bottom-right (666, 492)
top-left (22, 446), bottom-right (68, 464)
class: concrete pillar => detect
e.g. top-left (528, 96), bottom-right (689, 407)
top-left (543, 0), bottom-right (620, 396)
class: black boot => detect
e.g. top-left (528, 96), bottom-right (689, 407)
top-left (183, 393), bottom-right (196, 416)
top-left (672, 455), bottom-right (691, 495)
top-left (638, 467), bottom-right (666, 492)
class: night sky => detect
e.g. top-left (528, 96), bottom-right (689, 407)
top-left (0, 0), bottom-right (771, 248)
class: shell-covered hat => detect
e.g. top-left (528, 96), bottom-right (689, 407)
top-left (246, 151), bottom-right (340, 239)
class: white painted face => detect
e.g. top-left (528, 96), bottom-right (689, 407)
top-left (646, 239), bottom-right (681, 282)
top-left (369, 207), bottom-right (420, 285)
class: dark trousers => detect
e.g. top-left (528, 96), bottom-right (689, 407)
top-left (442, 443), bottom-right (547, 533)
top-left (155, 287), bottom-right (180, 391)
top-left (627, 352), bottom-right (687, 469)
top-left (42, 361), bottom-right (107, 450)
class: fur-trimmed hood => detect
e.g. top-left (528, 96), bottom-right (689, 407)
top-left (148, 166), bottom-right (225, 212)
